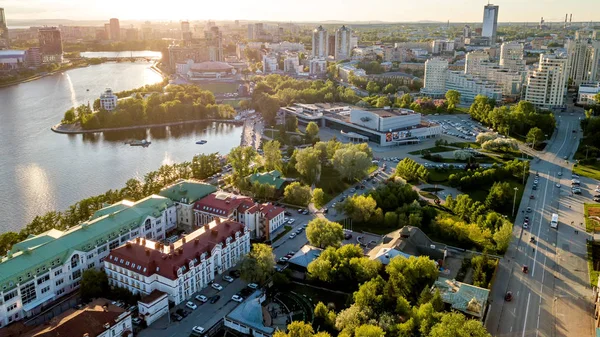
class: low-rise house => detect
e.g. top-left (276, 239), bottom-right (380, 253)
top-left (246, 170), bottom-right (287, 194)
top-left (433, 277), bottom-right (490, 321)
top-left (138, 290), bottom-right (169, 327)
top-left (225, 291), bottom-right (274, 337)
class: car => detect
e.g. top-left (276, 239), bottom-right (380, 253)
top-left (192, 326), bottom-right (205, 335)
top-left (524, 217), bottom-right (530, 223)
top-left (223, 275), bottom-right (234, 283)
top-left (339, 197), bottom-right (345, 202)
top-left (127, 305), bottom-right (138, 312)
top-left (556, 183), bottom-right (561, 188)
top-left (505, 291), bottom-right (513, 302)
top-left (595, 197), bottom-right (600, 202)
top-left (232, 295), bottom-right (244, 302)
top-left (523, 222), bottom-right (529, 229)
top-left (288, 218), bottom-right (296, 224)
top-left (297, 208), bottom-right (303, 213)
top-left (594, 194), bottom-right (600, 198)
top-left (195, 294), bottom-right (208, 303)
top-left (284, 211), bottom-right (292, 216)
top-left (532, 184), bottom-right (537, 190)
top-left (285, 253), bottom-right (293, 259)
top-left (344, 233), bottom-right (352, 240)
top-left (572, 174), bottom-right (580, 179)
top-left (533, 180), bottom-right (539, 184)
top-left (209, 295), bottom-right (221, 304)
top-left (289, 233), bottom-right (297, 239)
top-left (132, 317), bottom-right (142, 325)
top-left (558, 172), bottom-right (562, 176)
top-left (171, 313), bottom-right (183, 322)
top-left (186, 301), bottom-right (198, 310)
top-left (296, 228), bottom-right (303, 234)
top-left (349, 188), bottom-right (356, 193)
top-left (530, 195), bottom-right (535, 199)
top-left (302, 209), bottom-right (309, 215)
top-left (229, 270), bottom-right (241, 278)
top-left (573, 189), bottom-right (582, 195)
top-left (176, 308), bottom-right (189, 317)
top-left (247, 283), bottom-right (259, 289)
top-left (211, 283), bottom-right (223, 291)
top-left (564, 156), bottom-right (568, 160)
top-left (527, 207), bottom-right (532, 213)
top-left (279, 256), bottom-right (289, 262)
top-left (596, 188), bottom-right (600, 193)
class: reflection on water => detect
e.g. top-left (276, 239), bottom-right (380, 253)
top-left (0, 62), bottom-right (243, 233)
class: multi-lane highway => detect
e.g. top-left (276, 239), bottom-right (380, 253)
top-left (487, 112), bottom-right (594, 337)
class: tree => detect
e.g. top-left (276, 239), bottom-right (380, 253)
top-left (62, 108), bottom-right (76, 123)
top-left (355, 324), bottom-right (385, 337)
top-left (383, 83), bottom-right (396, 94)
top-left (366, 81), bottom-right (380, 94)
top-left (376, 96), bottom-right (392, 108)
top-left (256, 94), bottom-right (280, 126)
top-left (239, 243), bottom-right (275, 284)
top-left (275, 321), bottom-right (314, 337)
top-left (312, 188), bottom-right (326, 209)
top-left (305, 122), bottom-right (320, 141)
top-left (428, 312), bottom-right (491, 337)
top-left (332, 147), bottom-right (372, 182)
top-left (493, 220), bottom-right (513, 253)
top-left (262, 140), bottom-right (283, 171)
top-left (283, 182), bottom-right (312, 206)
top-left (228, 146), bottom-right (258, 184)
top-left (295, 147), bottom-right (322, 185)
top-left (526, 127), bottom-right (545, 147)
top-left (445, 90), bottom-right (461, 111)
top-left (453, 150), bottom-right (474, 161)
top-left (285, 115), bottom-right (299, 132)
top-left (396, 93), bottom-right (413, 108)
top-left (306, 218), bottom-right (344, 248)
top-left (485, 181), bottom-right (512, 212)
top-left (80, 269), bottom-right (109, 302)
top-left (343, 195), bottom-right (382, 223)
top-left (395, 158), bottom-right (428, 182)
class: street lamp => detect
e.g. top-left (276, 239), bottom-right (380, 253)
top-left (512, 187), bottom-right (519, 217)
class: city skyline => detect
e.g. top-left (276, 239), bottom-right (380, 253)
top-left (3, 0), bottom-right (600, 24)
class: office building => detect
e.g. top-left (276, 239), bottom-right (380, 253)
top-left (350, 34), bottom-right (359, 49)
top-left (109, 18), bottom-right (120, 41)
top-left (383, 46), bottom-right (408, 62)
top-left (465, 50), bottom-right (490, 76)
top-left (262, 54), bottom-right (278, 73)
top-left (38, 27), bottom-right (63, 64)
top-left (0, 50), bottom-right (26, 70)
top-left (167, 44), bottom-right (211, 71)
top-left (0, 8), bottom-right (9, 48)
top-left (26, 299), bottom-right (132, 337)
top-left (566, 31), bottom-right (600, 86)
top-left (125, 28), bottom-right (138, 41)
top-left (312, 26), bottom-right (328, 58)
top-left (26, 47), bottom-right (42, 68)
top-left (104, 218), bottom-right (250, 305)
top-left (0, 195), bottom-right (176, 327)
top-left (499, 42), bottom-right (526, 72)
top-left (334, 25), bottom-right (352, 60)
top-left (422, 58), bottom-right (449, 96)
top-left (577, 82), bottom-right (600, 105)
top-left (524, 54), bottom-right (569, 110)
top-left (266, 41), bottom-right (305, 53)
top-left (309, 58), bottom-right (327, 76)
top-left (99, 88), bottom-right (118, 111)
top-left (482, 4), bottom-right (499, 44)
top-left (328, 35), bottom-right (336, 58)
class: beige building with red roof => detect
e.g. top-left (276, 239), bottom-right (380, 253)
top-left (103, 218), bottom-right (250, 306)
top-left (193, 192), bottom-right (285, 240)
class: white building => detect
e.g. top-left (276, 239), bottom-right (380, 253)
top-left (0, 195), bottom-right (176, 328)
top-left (350, 34), bottom-right (359, 49)
top-left (138, 290), bottom-right (169, 326)
top-left (445, 71), bottom-right (503, 102)
top-left (309, 58), bottom-right (327, 76)
top-left (262, 54), bottom-right (278, 73)
top-left (158, 180), bottom-right (217, 232)
top-left (431, 40), bottom-right (455, 54)
top-left (283, 54), bottom-right (300, 74)
top-left (524, 54), bottom-right (569, 110)
top-left (567, 31), bottom-right (600, 86)
top-left (104, 218), bottom-right (250, 306)
top-left (266, 41), bottom-right (305, 53)
top-left (482, 4), bottom-right (499, 44)
top-left (499, 42), bottom-right (526, 72)
top-left (422, 58), bottom-right (449, 96)
top-left (100, 88), bottom-right (118, 111)
top-left (577, 82), bottom-right (600, 105)
top-left (334, 25), bottom-right (352, 60)
top-left (465, 50), bottom-right (490, 76)
top-left (312, 26), bottom-right (328, 58)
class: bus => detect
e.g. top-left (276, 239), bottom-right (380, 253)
top-left (550, 213), bottom-right (559, 229)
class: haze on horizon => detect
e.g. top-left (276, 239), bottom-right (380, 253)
top-left (4, 0), bottom-right (600, 24)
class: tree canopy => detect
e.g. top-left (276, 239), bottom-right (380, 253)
top-left (239, 243), bottom-right (275, 284)
top-left (306, 218), bottom-right (344, 248)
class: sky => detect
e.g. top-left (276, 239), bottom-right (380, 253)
top-left (3, 0), bottom-right (600, 24)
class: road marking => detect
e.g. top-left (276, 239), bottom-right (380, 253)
top-left (511, 326), bottom-right (513, 332)
top-left (522, 292), bottom-right (531, 337)
top-left (540, 255), bottom-right (547, 295)
top-left (532, 171), bottom-right (550, 278)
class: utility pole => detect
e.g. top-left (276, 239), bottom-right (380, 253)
top-left (512, 187), bottom-right (519, 217)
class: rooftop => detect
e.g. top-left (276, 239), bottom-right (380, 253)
top-left (247, 170), bottom-right (286, 190)
top-left (434, 277), bottom-right (490, 319)
top-left (288, 245), bottom-right (322, 269)
top-left (190, 61), bottom-right (234, 72)
top-left (139, 290), bottom-right (168, 305)
top-left (0, 50), bottom-right (26, 58)
top-left (226, 291), bottom-right (274, 335)
top-left (107, 218), bottom-right (245, 280)
top-left (27, 298), bottom-right (130, 337)
top-left (0, 195), bottom-right (173, 288)
top-left (158, 179), bottom-right (217, 205)
top-left (194, 192), bottom-right (254, 217)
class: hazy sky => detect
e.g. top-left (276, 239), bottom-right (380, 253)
top-left (4, 0), bottom-right (600, 23)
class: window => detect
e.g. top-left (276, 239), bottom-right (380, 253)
top-left (54, 269), bottom-right (63, 277)
top-left (144, 219), bottom-right (152, 231)
top-left (72, 269), bottom-right (82, 280)
top-left (56, 288), bottom-right (65, 296)
top-left (20, 283), bottom-right (37, 305)
top-left (55, 279), bottom-right (64, 286)
top-left (87, 263), bottom-right (95, 269)
top-left (41, 286), bottom-right (50, 294)
top-left (36, 274), bottom-right (50, 285)
top-left (87, 253), bottom-right (94, 259)
top-left (4, 290), bottom-right (17, 302)
top-left (6, 303), bottom-right (17, 312)
top-left (109, 240), bottom-right (120, 250)
top-left (97, 245), bottom-right (108, 254)
top-left (71, 254), bottom-right (80, 268)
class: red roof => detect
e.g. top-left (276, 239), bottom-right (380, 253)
top-left (108, 219), bottom-right (245, 280)
top-left (139, 290), bottom-right (167, 305)
top-left (260, 204), bottom-right (284, 221)
top-left (194, 192), bottom-right (253, 217)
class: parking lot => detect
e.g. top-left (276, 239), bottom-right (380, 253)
top-left (427, 114), bottom-right (490, 141)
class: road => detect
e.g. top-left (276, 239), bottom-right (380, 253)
top-left (486, 112), bottom-right (594, 337)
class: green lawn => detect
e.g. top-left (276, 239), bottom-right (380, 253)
top-left (284, 164), bottom-right (375, 197)
top-left (587, 241), bottom-right (600, 287)
top-left (427, 169), bottom-right (463, 183)
top-left (450, 142), bottom-right (481, 149)
top-left (584, 203), bottom-right (600, 233)
top-left (419, 191), bottom-right (440, 200)
top-left (197, 82), bottom-right (238, 94)
top-left (432, 155), bottom-right (501, 164)
top-left (574, 162), bottom-right (600, 181)
top-left (408, 146), bottom-right (455, 155)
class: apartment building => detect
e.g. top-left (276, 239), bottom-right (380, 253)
top-left (422, 58), bottom-right (449, 96)
top-left (262, 54), bottom-right (278, 73)
top-left (0, 195), bottom-right (176, 327)
top-left (524, 54), bottom-right (569, 110)
top-left (312, 26), bottom-right (328, 58)
top-left (103, 218), bottom-right (250, 305)
top-left (499, 42), bottom-right (526, 72)
top-left (158, 180), bottom-right (217, 232)
top-left (334, 25), bottom-right (352, 60)
top-left (567, 30), bottom-right (600, 86)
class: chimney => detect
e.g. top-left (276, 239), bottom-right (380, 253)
top-left (102, 305), bottom-right (108, 312)
top-left (145, 248), bottom-right (150, 256)
top-left (154, 242), bottom-right (160, 250)
top-left (169, 243), bottom-right (175, 252)
top-left (194, 238), bottom-right (200, 245)
top-left (135, 237), bottom-right (140, 244)
top-left (126, 242), bottom-right (132, 248)
top-left (182, 237), bottom-right (186, 244)
top-left (103, 323), bottom-right (110, 329)
top-left (211, 229), bottom-right (219, 236)
top-left (215, 217), bottom-right (221, 225)
top-left (204, 224), bottom-right (210, 231)
top-left (141, 238), bottom-right (146, 246)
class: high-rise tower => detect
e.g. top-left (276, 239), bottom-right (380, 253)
top-left (312, 26), bottom-right (328, 58)
top-left (482, 4), bottom-right (499, 44)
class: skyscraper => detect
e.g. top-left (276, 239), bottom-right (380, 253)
top-left (482, 4), bottom-right (499, 44)
top-left (0, 8), bottom-right (9, 48)
top-left (464, 50), bottom-right (490, 76)
top-left (566, 30), bottom-right (600, 86)
top-left (463, 25), bottom-right (472, 39)
top-left (422, 58), bottom-right (449, 96)
top-left (109, 18), bottom-right (120, 41)
top-left (38, 27), bottom-right (63, 64)
top-left (205, 26), bottom-right (223, 62)
top-left (181, 21), bottom-right (192, 41)
top-left (334, 25), bottom-right (352, 60)
top-left (312, 26), bottom-right (328, 58)
top-left (499, 42), bottom-right (526, 72)
top-left (524, 54), bottom-right (569, 110)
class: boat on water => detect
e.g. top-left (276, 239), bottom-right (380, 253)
top-left (196, 140), bottom-right (207, 145)
top-left (129, 140), bottom-right (151, 147)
